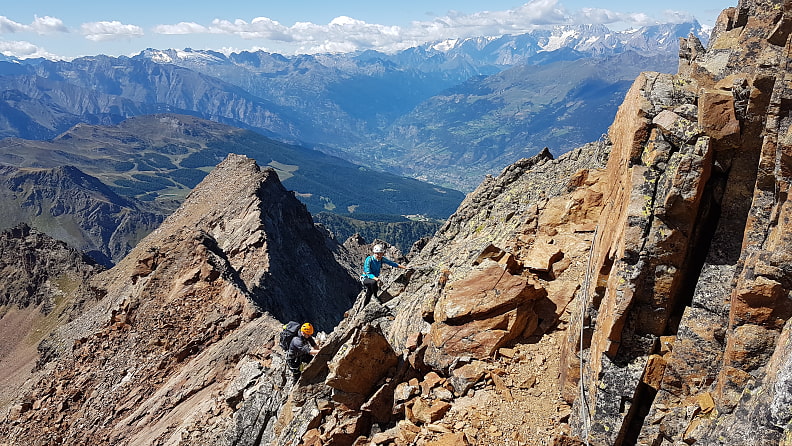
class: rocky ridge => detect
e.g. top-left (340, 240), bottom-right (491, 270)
top-left (0, 224), bottom-right (103, 411)
top-left (0, 154), bottom-right (360, 444)
top-left (1, 0), bottom-right (792, 445)
top-left (260, 0), bottom-right (792, 444)
top-left (254, 137), bottom-right (611, 446)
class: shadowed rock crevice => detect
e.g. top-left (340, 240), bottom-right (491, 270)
top-left (562, 1), bottom-right (792, 444)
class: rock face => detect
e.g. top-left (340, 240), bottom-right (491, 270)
top-left (134, 153), bottom-right (360, 332)
top-left (2, 1), bottom-right (792, 445)
top-left (426, 262), bottom-right (546, 369)
top-left (0, 224), bottom-right (104, 415)
top-left (556, 0), bottom-right (792, 444)
top-left (253, 0), bottom-right (792, 444)
top-left (0, 154), bottom-right (359, 444)
top-left (0, 223), bottom-right (102, 311)
top-left (249, 142), bottom-right (613, 445)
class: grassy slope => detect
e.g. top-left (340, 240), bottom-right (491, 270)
top-left (0, 114), bottom-right (464, 219)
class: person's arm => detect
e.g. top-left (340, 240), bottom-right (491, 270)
top-left (307, 337), bottom-right (319, 355)
top-left (297, 339), bottom-right (316, 356)
top-left (383, 257), bottom-right (407, 269)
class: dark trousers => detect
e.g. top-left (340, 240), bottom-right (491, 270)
top-left (287, 354), bottom-right (309, 381)
top-left (362, 278), bottom-right (379, 305)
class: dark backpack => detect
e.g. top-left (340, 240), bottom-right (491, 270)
top-left (279, 321), bottom-right (302, 351)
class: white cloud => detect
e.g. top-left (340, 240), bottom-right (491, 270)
top-left (32, 16), bottom-right (68, 34)
top-left (575, 8), bottom-right (654, 26)
top-left (0, 15), bottom-right (68, 35)
top-left (431, 0), bottom-right (567, 33)
top-left (153, 22), bottom-right (208, 35)
top-left (206, 17), bottom-right (293, 41)
top-left (573, 6), bottom-right (694, 27)
top-left (81, 21), bottom-right (144, 42)
top-left (0, 39), bottom-right (61, 59)
top-left (0, 16), bottom-right (28, 34)
top-left (148, 0), bottom-right (695, 55)
top-left (658, 10), bottom-right (696, 24)
top-left (149, 0), bottom-right (571, 54)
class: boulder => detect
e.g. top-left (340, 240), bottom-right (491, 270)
top-left (409, 398), bottom-right (451, 424)
top-left (434, 262), bottom-right (545, 322)
top-left (426, 432), bottom-right (471, 446)
top-left (425, 261), bottom-right (545, 368)
top-left (448, 361), bottom-right (488, 396)
top-left (326, 325), bottom-right (399, 409)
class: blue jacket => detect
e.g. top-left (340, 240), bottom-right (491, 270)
top-left (361, 255), bottom-right (399, 280)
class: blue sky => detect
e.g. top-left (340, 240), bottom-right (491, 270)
top-left (1, 0), bottom-right (733, 60)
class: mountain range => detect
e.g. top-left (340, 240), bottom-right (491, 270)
top-left (0, 114), bottom-right (462, 263)
top-left (0, 22), bottom-right (707, 191)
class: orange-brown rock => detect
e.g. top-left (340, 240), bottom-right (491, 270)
top-left (557, 1), bottom-right (792, 444)
top-left (397, 419), bottom-right (421, 443)
top-left (409, 397), bottom-right (451, 424)
top-left (426, 432), bottom-right (471, 446)
top-left (698, 88), bottom-right (741, 147)
top-left (420, 372), bottom-right (444, 397)
top-left (424, 261), bottom-right (546, 369)
top-left (435, 262), bottom-right (544, 322)
top-left (448, 361), bottom-right (488, 396)
top-left (326, 325), bottom-right (399, 408)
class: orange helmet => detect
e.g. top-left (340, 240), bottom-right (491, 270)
top-left (301, 323), bottom-right (314, 336)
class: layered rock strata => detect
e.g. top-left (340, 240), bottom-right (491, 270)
top-left (560, 0), bottom-right (792, 444)
top-left (0, 154), bottom-right (359, 444)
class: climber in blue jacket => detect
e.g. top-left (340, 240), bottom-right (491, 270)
top-left (361, 244), bottom-right (406, 305)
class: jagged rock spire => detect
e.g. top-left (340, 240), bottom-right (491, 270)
top-left (0, 154), bottom-right (360, 444)
top-left (108, 153), bottom-right (359, 331)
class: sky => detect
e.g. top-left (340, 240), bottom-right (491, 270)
top-left (0, 0), bottom-right (734, 60)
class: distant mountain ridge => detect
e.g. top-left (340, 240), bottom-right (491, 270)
top-left (0, 164), bottom-right (163, 265)
top-left (0, 21), bottom-right (708, 190)
top-left (0, 114), bottom-right (463, 262)
top-left (142, 22), bottom-right (707, 76)
top-left (388, 22), bottom-right (707, 68)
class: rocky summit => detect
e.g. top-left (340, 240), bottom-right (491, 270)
top-left (1, 0), bottom-right (792, 445)
top-left (0, 154), bottom-right (360, 444)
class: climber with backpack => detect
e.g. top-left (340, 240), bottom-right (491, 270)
top-left (283, 322), bottom-right (319, 383)
top-left (361, 244), bottom-right (407, 305)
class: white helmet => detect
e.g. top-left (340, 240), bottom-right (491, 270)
top-left (372, 244), bottom-right (385, 253)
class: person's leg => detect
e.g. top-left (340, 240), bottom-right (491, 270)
top-left (287, 355), bottom-right (301, 382)
top-left (363, 278), bottom-right (379, 304)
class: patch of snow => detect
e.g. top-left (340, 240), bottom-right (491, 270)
top-left (432, 39), bottom-right (460, 52)
top-left (148, 51), bottom-right (173, 64)
top-left (539, 29), bottom-right (580, 52)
